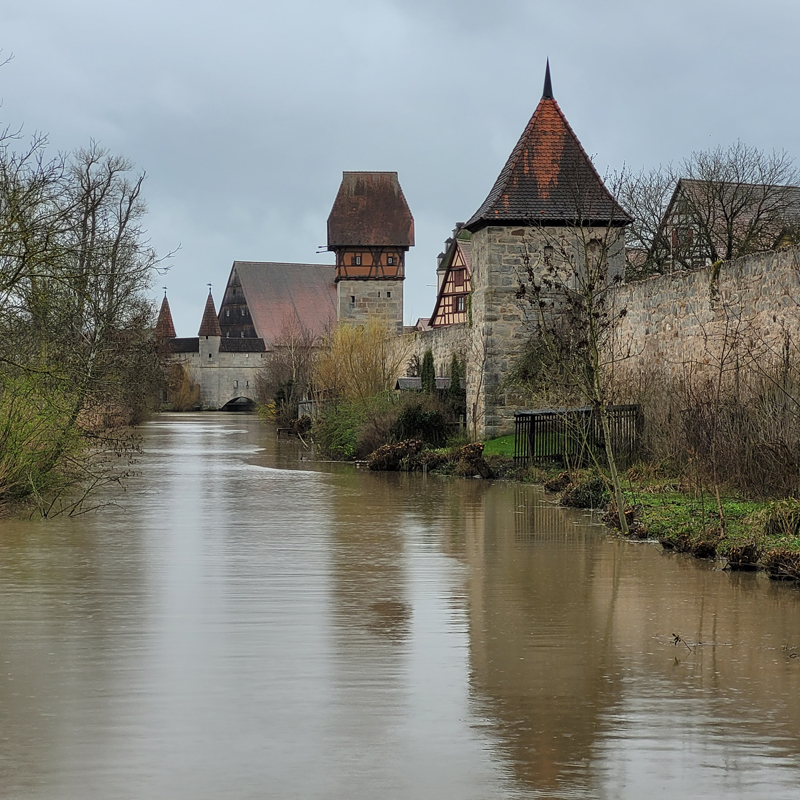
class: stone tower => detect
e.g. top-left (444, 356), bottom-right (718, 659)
top-left (327, 171), bottom-right (414, 334)
top-left (464, 63), bottom-right (632, 437)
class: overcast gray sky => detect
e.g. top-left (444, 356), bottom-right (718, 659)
top-left (3, 0), bottom-right (799, 335)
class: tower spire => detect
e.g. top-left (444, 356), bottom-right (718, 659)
top-left (542, 58), bottom-right (553, 99)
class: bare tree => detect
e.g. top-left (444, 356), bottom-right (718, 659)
top-left (314, 317), bottom-right (410, 404)
top-left (619, 142), bottom-right (800, 277)
top-left (0, 140), bottom-right (168, 513)
top-left (514, 221), bottom-right (632, 534)
top-left (256, 316), bottom-right (319, 424)
top-left (615, 165), bottom-right (675, 279)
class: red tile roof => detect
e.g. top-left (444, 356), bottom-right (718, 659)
top-left (229, 262), bottom-right (337, 345)
top-left (198, 291), bottom-right (222, 336)
top-left (155, 294), bottom-right (176, 338)
top-left (327, 172), bottom-right (415, 247)
top-left (466, 74), bottom-right (631, 231)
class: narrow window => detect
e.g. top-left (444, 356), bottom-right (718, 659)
top-left (241, 308), bottom-right (246, 316)
top-left (386, 291), bottom-right (391, 298)
top-left (208, 353), bottom-right (212, 360)
top-left (350, 295), bottom-right (356, 305)
top-left (387, 256), bottom-right (395, 266)
top-left (456, 295), bottom-right (466, 313)
top-left (234, 380), bottom-right (238, 389)
top-left (226, 309), bottom-right (230, 317)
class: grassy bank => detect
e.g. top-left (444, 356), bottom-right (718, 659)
top-left (480, 436), bottom-right (800, 581)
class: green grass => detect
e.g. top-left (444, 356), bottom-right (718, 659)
top-left (482, 435), bottom-right (515, 457)
top-left (621, 483), bottom-right (800, 565)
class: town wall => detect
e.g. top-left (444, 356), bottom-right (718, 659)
top-left (176, 344), bottom-right (266, 410)
top-left (408, 323), bottom-right (468, 375)
top-left (610, 247), bottom-right (800, 389)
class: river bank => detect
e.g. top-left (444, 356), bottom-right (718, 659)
top-left (349, 431), bottom-right (800, 584)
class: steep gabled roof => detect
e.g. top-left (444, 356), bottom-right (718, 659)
top-left (155, 294), bottom-right (176, 338)
top-left (198, 290), bottom-right (222, 337)
top-left (654, 178), bottom-right (800, 263)
top-left (465, 64), bottom-right (631, 231)
top-left (430, 234), bottom-right (472, 326)
top-left (230, 262), bottom-right (337, 345)
top-left (327, 172), bottom-right (415, 247)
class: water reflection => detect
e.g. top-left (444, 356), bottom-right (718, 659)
top-left (1, 415), bottom-right (800, 799)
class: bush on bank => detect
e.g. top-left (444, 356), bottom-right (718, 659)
top-left (312, 392), bottom-right (457, 460)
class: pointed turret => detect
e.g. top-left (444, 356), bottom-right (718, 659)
top-left (465, 62), bottom-right (631, 232)
top-left (198, 289), bottom-right (222, 337)
top-left (542, 58), bottom-right (553, 99)
top-left (155, 292), bottom-right (176, 339)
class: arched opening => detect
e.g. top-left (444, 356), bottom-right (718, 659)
top-left (220, 396), bottom-right (256, 412)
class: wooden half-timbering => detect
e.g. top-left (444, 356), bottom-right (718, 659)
top-left (334, 246), bottom-right (405, 281)
top-left (430, 235), bottom-right (472, 327)
top-left (656, 184), bottom-right (709, 271)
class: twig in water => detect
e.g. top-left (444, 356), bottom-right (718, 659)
top-left (672, 633), bottom-right (693, 652)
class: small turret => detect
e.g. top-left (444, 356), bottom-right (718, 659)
top-left (198, 287), bottom-right (221, 362)
top-left (155, 290), bottom-right (176, 339)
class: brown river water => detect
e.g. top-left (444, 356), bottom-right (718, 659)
top-left (2, 413), bottom-right (800, 799)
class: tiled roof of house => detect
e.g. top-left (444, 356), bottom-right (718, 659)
top-left (198, 291), bottom-right (222, 337)
top-left (231, 262), bottom-right (337, 345)
top-left (219, 337), bottom-right (267, 353)
top-left (170, 337), bottom-right (200, 353)
top-left (465, 64), bottom-right (631, 231)
top-left (155, 294), bottom-right (176, 338)
top-left (327, 172), bottom-right (415, 247)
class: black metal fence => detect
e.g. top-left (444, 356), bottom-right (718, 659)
top-left (514, 404), bottom-right (641, 468)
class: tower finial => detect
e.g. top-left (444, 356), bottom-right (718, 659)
top-left (542, 58), bottom-right (553, 99)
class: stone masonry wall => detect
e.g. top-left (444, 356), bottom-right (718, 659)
top-left (337, 280), bottom-right (404, 335)
top-left (408, 323), bottom-right (468, 375)
top-left (469, 225), bottom-right (626, 438)
top-left (178, 339), bottom-right (266, 410)
top-left (610, 247), bottom-right (800, 389)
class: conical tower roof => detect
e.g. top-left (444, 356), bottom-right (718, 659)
top-left (198, 289), bottom-right (222, 337)
top-left (155, 293), bottom-right (176, 338)
top-left (465, 63), bottom-right (631, 231)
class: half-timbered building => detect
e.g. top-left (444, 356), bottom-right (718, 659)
top-left (430, 229), bottom-right (472, 327)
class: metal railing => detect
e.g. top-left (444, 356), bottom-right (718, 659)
top-left (514, 404), bottom-right (640, 468)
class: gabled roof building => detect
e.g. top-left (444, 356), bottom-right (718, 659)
top-left (430, 228), bottom-right (473, 328)
top-left (652, 178), bottom-right (800, 272)
top-left (168, 172), bottom-right (414, 410)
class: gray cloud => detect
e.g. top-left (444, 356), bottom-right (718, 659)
top-left (3, 0), bottom-right (799, 332)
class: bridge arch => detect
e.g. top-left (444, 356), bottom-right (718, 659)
top-left (220, 395), bottom-right (257, 412)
